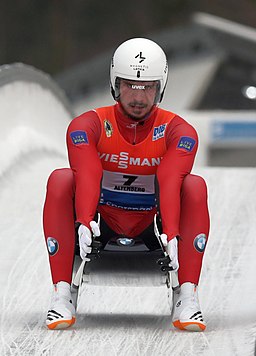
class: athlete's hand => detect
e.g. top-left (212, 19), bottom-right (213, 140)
top-left (78, 221), bottom-right (100, 261)
top-left (160, 234), bottom-right (179, 272)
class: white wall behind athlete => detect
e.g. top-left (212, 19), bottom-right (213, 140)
top-left (0, 64), bottom-right (72, 177)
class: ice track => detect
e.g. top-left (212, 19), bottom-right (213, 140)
top-left (0, 65), bottom-right (256, 356)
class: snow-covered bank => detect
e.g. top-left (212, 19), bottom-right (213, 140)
top-left (0, 66), bottom-right (255, 356)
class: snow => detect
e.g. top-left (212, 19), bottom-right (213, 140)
top-left (0, 79), bottom-right (256, 356)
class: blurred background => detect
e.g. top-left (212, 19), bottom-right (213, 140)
top-left (0, 0), bottom-right (256, 166)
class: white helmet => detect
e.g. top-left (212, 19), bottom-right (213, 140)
top-left (110, 38), bottom-right (168, 103)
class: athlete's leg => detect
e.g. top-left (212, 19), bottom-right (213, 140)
top-left (43, 168), bottom-right (76, 284)
top-left (178, 174), bottom-right (210, 285)
top-left (171, 174), bottom-right (209, 331)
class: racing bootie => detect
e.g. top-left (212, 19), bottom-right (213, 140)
top-left (46, 281), bottom-right (76, 330)
top-left (172, 282), bottom-right (206, 331)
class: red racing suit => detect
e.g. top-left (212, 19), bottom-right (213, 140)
top-left (43, 103), bottom-right (210, 285)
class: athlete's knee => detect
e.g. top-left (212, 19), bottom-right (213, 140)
top-left (46, 168), bottom-right (75, 200)
top-left (182, 174), bottom-right (208, 204)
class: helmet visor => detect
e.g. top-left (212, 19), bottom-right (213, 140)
top-left (116, 78), bottom-right (161, 119)
top-left (114, 77), bottom-right (161, 104)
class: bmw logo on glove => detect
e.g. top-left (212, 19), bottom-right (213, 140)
top-left (193, 234), bottom-right (207, 253)
top-left (47, 237), bottom-right (59, 256)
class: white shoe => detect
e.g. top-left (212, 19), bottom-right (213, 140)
top-left (172, 282), bottom-right (206, 331)
top-left (46, 281), bottom-right (76, 330)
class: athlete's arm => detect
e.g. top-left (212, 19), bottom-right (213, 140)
top-left (66, 110), bottom-right (102, 228)
top-left (156, 115), bottom-right (198, 240)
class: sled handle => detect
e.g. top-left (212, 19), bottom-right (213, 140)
top-left (154, 214), bottom-right (180, 290)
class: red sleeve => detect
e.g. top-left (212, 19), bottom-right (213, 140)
top-left (156, 115), bottom-right (198, 240)
top-left (66, 110), bottom-right (102, 228)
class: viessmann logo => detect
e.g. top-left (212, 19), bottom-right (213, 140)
top-left (99, 151), bottom-right (162, 169)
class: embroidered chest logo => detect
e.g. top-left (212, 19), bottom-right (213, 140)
top-left (152, 123), bottom-right (167, 141)
top-left (104, 119), bottom-right (113, 138)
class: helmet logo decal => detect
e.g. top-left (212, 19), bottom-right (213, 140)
top-left (135, 52), bottom-right (146, 63)
top-left (131, 85), bottom-right (145, 90)
top-left (164, 60), bottom-right (168, 74)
